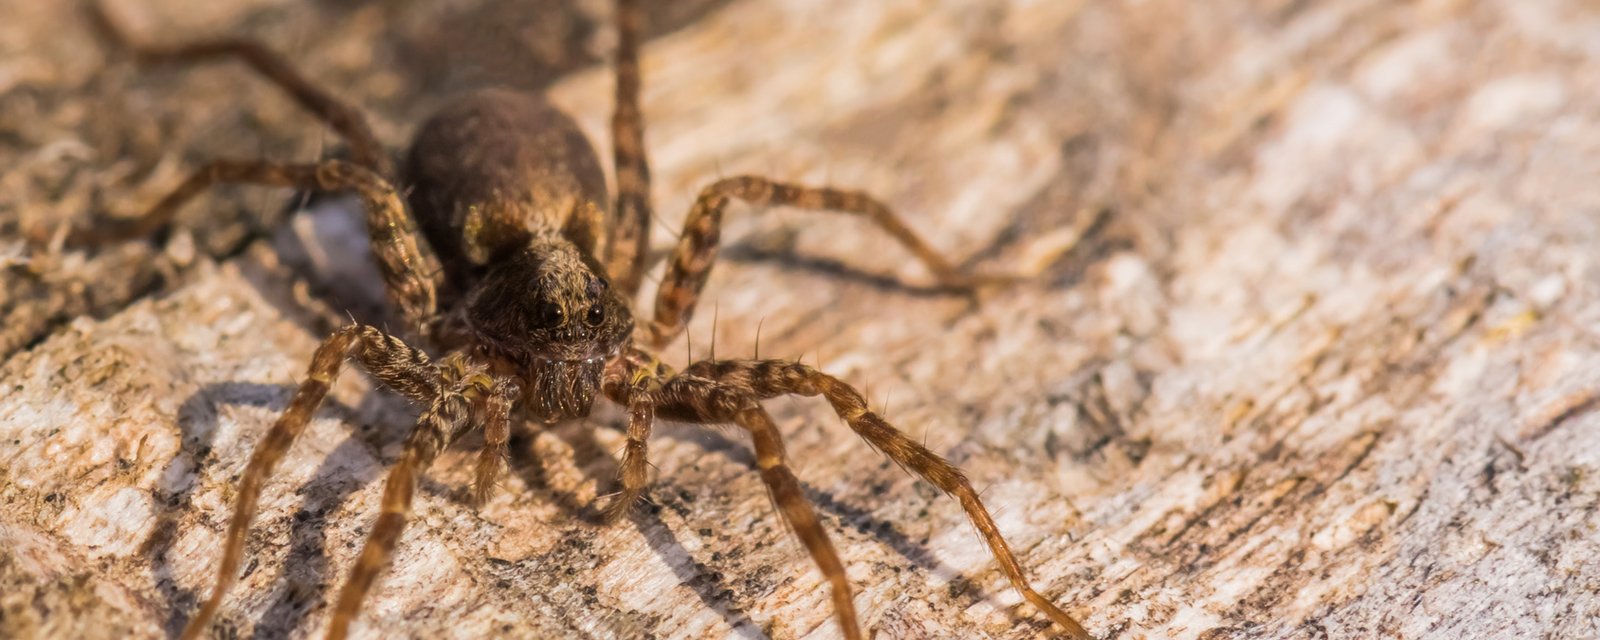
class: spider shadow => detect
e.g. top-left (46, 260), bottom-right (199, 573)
top-left (246, 430), bottom-right (400, 640)
top-left (719, 242), bottom-right (974, 299)
top-left (653, 424), bottom-right (956, 576)
top-left (508, 413), bottom-right (1037, 630)
top-left (504, 420), bottom-right (611, 525)
top-left (507, 415), bottom-right (1020, 629)
top-left (719, 200), bottom-right (1124, 299)
top-left (652, 422), bottom-right (1037, 626)
top-left (504, 419), bottom-right (766, 639)
top-left (142, 381), bottom-right (409, 639)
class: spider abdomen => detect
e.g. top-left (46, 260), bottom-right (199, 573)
top-left (404, 88), bottom-right (610, 283)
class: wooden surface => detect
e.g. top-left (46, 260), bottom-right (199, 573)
top-left (4, 0), bottom-right (1600, 638)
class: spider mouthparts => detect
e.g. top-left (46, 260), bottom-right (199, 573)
top-left (532, 355), bottom-right (605, 365)
top-left (523, 355), bottom-right (606, 419)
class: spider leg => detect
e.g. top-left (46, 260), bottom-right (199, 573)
top-left (736, 403), bottom-right (863, 640)
top-left (180, 325), bottom-right (436, 640)
top-left (326, 354), bottom-right (486, 640)
top-left (472, 377), bottom-right (521, 506)
top-left (636, 367), bottom-right (861, 639)
top-left (598, 392), bottom-right (656, 522)
top-left (680, 358), bottom-right (1093, 640)
top-left (598, 349), bottom-right (672, 522)
top-left (88, 0), bottom-right (393, 177)
top-left (604, 0), bottom-right (654, 297)
top-left (70, 158), bottom-right (442, 334)
top-left (646, 177), bottom-right (1012, 348)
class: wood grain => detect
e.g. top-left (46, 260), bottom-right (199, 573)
top-left (4, 0), bottom-right (1600, 638)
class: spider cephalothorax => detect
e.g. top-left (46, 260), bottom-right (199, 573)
top-left (465, 238), bottom-right (633, 420)
top-left (75, 1), bottom-right (1094, 638)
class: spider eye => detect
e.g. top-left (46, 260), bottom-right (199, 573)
top-left (534, 301), bottom-right (564, 328)
top-left (584, 303), bottom-right (605, 327)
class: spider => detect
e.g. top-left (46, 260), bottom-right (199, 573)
top-left (76, 1), bottom-right (1092, 638)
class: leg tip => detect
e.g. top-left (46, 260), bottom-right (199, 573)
top-left (599, 492), bottom-right (636, 524)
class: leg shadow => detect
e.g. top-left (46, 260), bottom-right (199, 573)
top-left (143, 381), bottom-right (400, 638)
top-left (245, 405), bottom-right (399, 640)
top-left (625, 497), bottom-right (765, 639)
top-left (505, 420), bottom-right (610, 525)
top-left (720, 242), bottom-right (975, 298)
top-left (506, 418), bottom-right (762, 637)
top-left (654, 425), bottom-right (957, 577)
top-left (654, 424), bottom-right (1039, 625)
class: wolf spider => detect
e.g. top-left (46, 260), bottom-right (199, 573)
top-left (78, 1), bottom-right (1092, 638)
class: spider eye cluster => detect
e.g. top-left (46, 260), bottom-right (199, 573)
top-left (534, 301), bottom-right (564, 328)
top-left (582, 276), bottom-right (608, 327)
top-left (527, 276), bottom-right (610, 330)
top-left (464, 244), bottom-right (633, 366)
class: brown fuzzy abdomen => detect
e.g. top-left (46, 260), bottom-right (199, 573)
top-left (404, 88), bottom-right (609, 285)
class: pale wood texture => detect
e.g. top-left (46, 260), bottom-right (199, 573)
top-left (5, 0), bottom-right (1600, 638)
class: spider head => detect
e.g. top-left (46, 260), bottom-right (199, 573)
top-left (466, 236), bottom-right (633, 420)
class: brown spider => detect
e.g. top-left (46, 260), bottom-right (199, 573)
top-left (77, 1), bottom-right (1092, 638)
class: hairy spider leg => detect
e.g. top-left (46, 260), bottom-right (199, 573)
top-left (738, 404), bottom-right (863, 639)
top-left (665, 358), bottom-right (1094, 640)
top-left (180, 325), bottom-right (437, 640)
top-left (327, 353), bottom-right (507, 640)
top-left (89, 0), bottom-right (394, 178)
top-left (70, 158), bottom-right (442, 334)
top-left (605, 0), bottom-right (655, 297)
top-left (83, 3), bottom-right (451, 333)
top-left (472, 377), bottom-right (522, 506)
top-left (606, 367), bottom-right (861, 639)
top-left (647, 176), bottom-right (1019, 348)
top-left (598, 349), bottom-right (672, 522)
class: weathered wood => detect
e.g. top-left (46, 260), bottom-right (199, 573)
top-left (5, 0), bottom-right (1600, 638)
